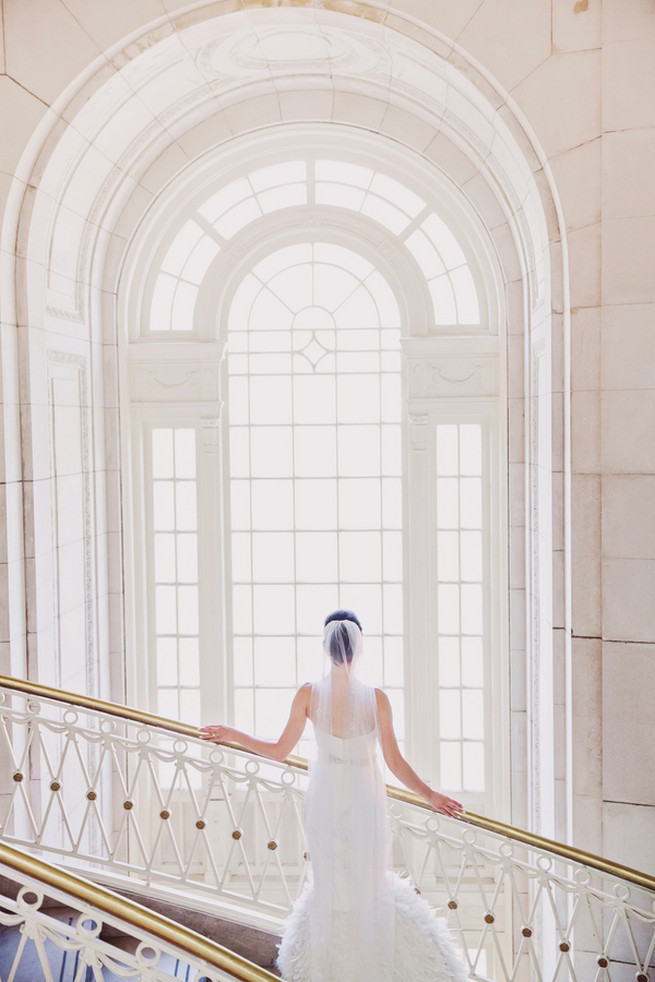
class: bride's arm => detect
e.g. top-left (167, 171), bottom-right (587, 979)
top-left (199, 683), bottom-right (311, 762)
top-left (375, 688), bottom-right (463, 819)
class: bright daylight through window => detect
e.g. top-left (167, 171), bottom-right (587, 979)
top-left (148, 159), bottom-right (480, 335)
top-left (228, 240), bottom-right (403, 759)
top-left (135, 148), bottom-right (500, 801)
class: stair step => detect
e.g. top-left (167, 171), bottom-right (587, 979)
top-left (117, 888), bottom-right (281, 975)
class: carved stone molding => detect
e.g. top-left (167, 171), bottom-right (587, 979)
top-left (45, 302), bottom-right (84, 324)
top-left (409, 413), bottom-right (429, 452)
top-left (406, 355), bottom-right (499, 399)
top-left (195, 24), bottom-right (385, 82)
top-left (200, 417), bottom-right (221, 454)
top-left (129, 342), bottom-right (225, 407)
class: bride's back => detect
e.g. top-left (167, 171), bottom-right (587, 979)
top-left (309, 670), bottom-right (378, 741)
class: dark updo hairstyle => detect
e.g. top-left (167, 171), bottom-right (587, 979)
top-left (323, 610), bottom-right (363, 665)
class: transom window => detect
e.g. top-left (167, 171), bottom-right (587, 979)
top-left (148, 158), bottom-right (480, 335)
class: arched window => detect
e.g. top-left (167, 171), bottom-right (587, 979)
top-left (124, 133), bottom-right (507, 814)
top-left (145, 158), bottom-right (481, 336)
top-left (226, 239), bottom-right (403, 760)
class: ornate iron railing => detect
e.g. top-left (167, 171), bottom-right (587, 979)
top-left (1, 675), bottom-right (654, 981)
top-left (0, 839), bottom-right (279, 981)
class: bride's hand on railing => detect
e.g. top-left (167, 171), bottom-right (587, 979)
top-left (199, 724), bottom-right (235, 744)
top-left (424, 789), bottom-right (465, 819)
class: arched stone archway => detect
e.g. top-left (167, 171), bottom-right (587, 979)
top-left (0, 1), bottom-right (569, 842)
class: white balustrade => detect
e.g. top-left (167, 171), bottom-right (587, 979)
top-left (1, 682), bottom-right (654, 981)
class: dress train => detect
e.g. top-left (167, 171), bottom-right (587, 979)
top-left (277, 870), bottom-right (468, 982)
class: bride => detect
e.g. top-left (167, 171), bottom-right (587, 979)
top-left (200, 610), bottom-right (468, 982)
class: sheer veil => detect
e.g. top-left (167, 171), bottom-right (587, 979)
top-left (311, 617), bottom-right (375, 741)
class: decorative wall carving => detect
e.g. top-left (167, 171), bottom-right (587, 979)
top-left (409, 413), bottom-right (428, 451)
top-left (195, 25), bottom-right (386, 81)
top-left (406, 355), bottom-right (499, 399)
top-left (200, 418), bottom-right (220, 454)
top-left (129, 343), bottom-right (225, 407)
top-left (45, 303), bottom-right (84, 324)
top-left (34, 9), bottom-right (548, 328)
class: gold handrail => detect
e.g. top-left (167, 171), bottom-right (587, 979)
top-left (2, 674), bottom-right (655, 894)
top-left (385, 786), bottom-right (655, 893)
top-left (0, 840), bottom-right (278, 982)
top-left (0, 673), bottom-right (307, 769)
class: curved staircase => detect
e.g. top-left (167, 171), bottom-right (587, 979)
top-left (1, 675), bottom-right (653, 981)
top-left (0, 840), bottom-right (279, 981)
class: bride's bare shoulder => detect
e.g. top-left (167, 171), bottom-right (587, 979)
top-left (374, 688), bottom-right (391, 713)
top-left (298, 682), bottom-right (313, 710)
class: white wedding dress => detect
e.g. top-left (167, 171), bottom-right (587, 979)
top-left (277, 679), bottom-right (468, 982)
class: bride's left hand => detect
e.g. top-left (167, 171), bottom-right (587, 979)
top-left (199, 724), bottom-right (234, 744)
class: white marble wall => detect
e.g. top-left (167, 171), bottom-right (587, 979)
top-left (0, 0), bottom-right (653, 871)
top-left (599, 2), bottom-right (655, 871)
top-left (389, 0), bottom-right (655, 870)
top-left (0, 1), bottom-right (121, 697)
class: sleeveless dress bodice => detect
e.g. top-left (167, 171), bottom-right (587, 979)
top-left (314, 727), bottom-right (377, 761)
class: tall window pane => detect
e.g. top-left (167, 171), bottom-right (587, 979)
top-left (436, 423), bottom-right (486, 792)
top-left (147, 159), bottom-right (479, 336)
top-left (150, 427), bottom-right (200, 725)
top-left (228, 243), bottom-right (403, 756)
